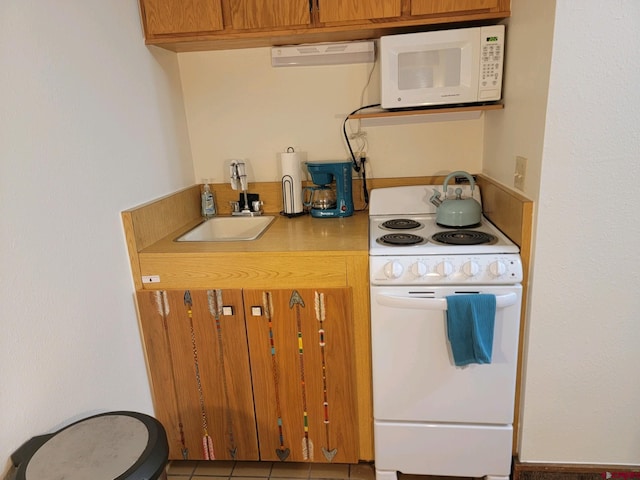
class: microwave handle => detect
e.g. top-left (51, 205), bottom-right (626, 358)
top-left (374, 292), bottom-right (518, 311)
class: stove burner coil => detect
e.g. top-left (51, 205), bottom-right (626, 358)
top-left (431, 230), bottom-right (496, 246)
top-left (377, 233), bottom-right (427, 246)
top-left (381, 218), bottom-right (422, 230)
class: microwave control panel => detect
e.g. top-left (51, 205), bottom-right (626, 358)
top-left (479, 24), bottom-right (505, 101)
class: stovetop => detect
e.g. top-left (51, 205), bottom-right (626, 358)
top-left (369, 213), bottom-right (519, 256)
top-left (368, 184), bottom-right (522, 285)
top-left (368, 184), bottom-right (519, 256)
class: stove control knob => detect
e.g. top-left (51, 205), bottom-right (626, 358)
top-left (436, 261), bottom-right (454, 277)
top-left (384, 261), bottom-right (404, 279)
top-left (410, 261), bottom-right (428, 278)
top-left (489, 260), bottom-right (507, 277)
top-left (462, 261), bottom-right (480, 277)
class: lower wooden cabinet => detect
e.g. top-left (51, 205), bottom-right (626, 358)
top-left (137, 288), bottom-right (258, 461)
top-left (137, 287), bottom-right (358, 463)
top-left (244, 288), bottom-right (358, 463)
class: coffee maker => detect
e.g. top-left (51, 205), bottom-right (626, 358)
top-left (304, 160), bottom-right (354, 218)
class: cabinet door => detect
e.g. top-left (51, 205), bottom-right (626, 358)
top-left (411, 0), bottom-right (502, 16)
top-left (228, 0), bottom-right (311, 30)
top-left (140, 0), bottom-right (224, 36)
top-left (137, 289), bottom-right (259, 461)
top-left (318, 0), bottom-right (401, 23)
top-left (245, 288), bottom-right (358, 463)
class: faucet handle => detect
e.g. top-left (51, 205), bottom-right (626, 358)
top-left (229, 201), bottom-right (240, 213)
top-left (251, 200), bottom-right (263, 213)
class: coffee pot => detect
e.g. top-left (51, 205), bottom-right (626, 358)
top-left (304, 186), bottom-right (337, 210)
top-left (304, 160), bottom-right (354, 218)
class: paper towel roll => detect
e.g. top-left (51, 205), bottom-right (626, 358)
top-left (280, 148), bottom-right (305, 214)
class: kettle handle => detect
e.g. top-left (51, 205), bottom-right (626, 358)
top-left (443, 171), bottom-right (475, 193)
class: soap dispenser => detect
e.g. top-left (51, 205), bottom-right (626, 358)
top-left (201, 179), bottom-right (216, 218)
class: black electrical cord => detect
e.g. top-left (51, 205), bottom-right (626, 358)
top-left (343, 103), bottom-right (380, 210)
top-left (343, 103), bottom-right (380, 172)
top-left (360, 156), bottom-right (369, 208)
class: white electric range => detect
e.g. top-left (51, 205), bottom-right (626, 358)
top-left (368, 184), bottom-right (523, 480)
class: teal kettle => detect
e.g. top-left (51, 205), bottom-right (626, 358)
top-left (429, 171), bottom-right (482, 227)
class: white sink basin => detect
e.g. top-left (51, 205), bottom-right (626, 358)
top-left (176, 216), bottom-right (275, 242)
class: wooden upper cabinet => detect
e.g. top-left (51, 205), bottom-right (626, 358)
top-left (137, 0), bottom-right (510, 51)
top-left (228, 0), bottom-right (311, 30)
top-left (411, 0), bottom-right (505, 16)
top-left (318, 0), bottom-right (402, 23)
top-left (140, 0), bottom-right (224, 36)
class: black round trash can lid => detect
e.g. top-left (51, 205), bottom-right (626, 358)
top-left (15, 411), bottom-right (168, 480)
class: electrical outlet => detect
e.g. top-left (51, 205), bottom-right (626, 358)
top-left (514, 156), bottom-right (527, 190)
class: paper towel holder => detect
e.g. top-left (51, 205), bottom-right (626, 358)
top-left (281, 175), bottom-right (303, 218)
top-left (280, 147), bottom-right (306, 218)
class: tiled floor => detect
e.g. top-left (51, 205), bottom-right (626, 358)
top-left (166, 461), bottom-right (476, 480)
top-left (166, 461), bottom-right (375, 480)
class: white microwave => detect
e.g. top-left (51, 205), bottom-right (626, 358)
top-left (380, 25), bottom-right (505, 109)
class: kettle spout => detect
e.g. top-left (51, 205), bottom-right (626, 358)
top-left (429, 189), bottom-right (442, 207)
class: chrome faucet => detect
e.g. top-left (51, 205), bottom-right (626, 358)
top-left (229, 160), bottom-right (263, 216)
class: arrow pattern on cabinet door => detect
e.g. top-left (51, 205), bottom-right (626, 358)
top-left (207, 289), bottom-right (238, 460)
top-left (244, 287), bottom-right (358, 463)
top-left (290, 290), bottom-right (314, 461)
top-left (264, 291), bottom-right (290, 461)
top-left (315, 291), bottom-right (337, 462)
top-left (139, 289), bottom-right (260, 461)
top-left (184, 290), bottom-right (215, 460)
top-left (153, 290), bottom-right (189, 460)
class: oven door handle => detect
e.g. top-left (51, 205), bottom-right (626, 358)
top-left (374, 292), bottom-right (518, 311)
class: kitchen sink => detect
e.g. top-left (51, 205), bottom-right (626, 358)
top-left (175, 216), bottom-right (275, 242)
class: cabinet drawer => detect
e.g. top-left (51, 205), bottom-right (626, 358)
top-left (375, 421), bottom-right (512, 477)
top-left (139, 254), bottom-right (349, 289)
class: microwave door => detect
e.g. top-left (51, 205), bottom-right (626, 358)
top-left (383, 38), bottom-right (480, 108)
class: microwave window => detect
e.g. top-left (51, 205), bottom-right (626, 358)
top-left (397, 48), bottom-right (462, 90)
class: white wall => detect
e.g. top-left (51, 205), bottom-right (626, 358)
top-left (483, 1), bottom-right (556, 200)
top-left (0, 0), bottom-right (193, 470)
top-left (178, 47), bottom-right (484, 184)
top-left (518, 1), bottom-right (640, 464)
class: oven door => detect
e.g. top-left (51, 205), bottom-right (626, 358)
top-left (371, 284), bottom-right (521, 425)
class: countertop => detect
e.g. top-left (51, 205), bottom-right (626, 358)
top-left (140, 210), bottom-right (370, 256)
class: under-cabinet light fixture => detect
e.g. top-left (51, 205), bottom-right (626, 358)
top-left (271, 40), bottom-right (375, 67)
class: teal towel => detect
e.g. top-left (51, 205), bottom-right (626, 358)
top-left (446, 294), bottom-right (496, 366)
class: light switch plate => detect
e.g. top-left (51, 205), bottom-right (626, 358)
top-left (514, 156), bottom-right (527, 190)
